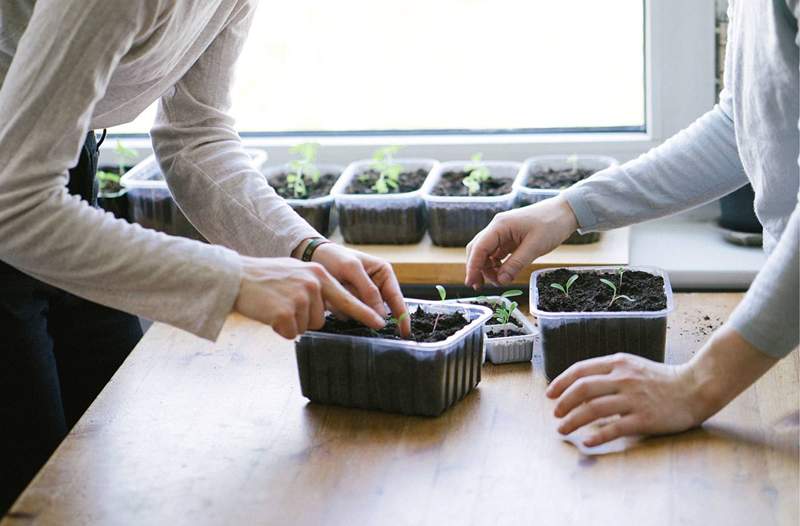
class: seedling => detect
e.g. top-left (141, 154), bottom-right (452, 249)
top-left (616, 267), bottom-right (626, 289)
top-left (599, 278), bottom-right (634, 307)
top-left (462, 153), bottom-right (491, 196)
top-left (388, 311), bottom-right (409, 326)
top-left (367, 145), bottom-right (403, 194)
top-left (566, 154), bottom-right (579, 175)
top-left (431, 285), bottom-right (447, 334)
top-left (286, 142), bottom-right (321, 199)
top-left (494, 300), bottom-right (519, 336)
top-left (98, 140), bottom-right (137, 193)
top-left (550, 274), bottom-right (579, 298)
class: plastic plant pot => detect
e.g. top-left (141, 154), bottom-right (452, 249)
top-left (330, 159), bottom-right (438, 244)
top-left (97, 188), bottom-right (130, 222)
top-left (530, 266), bottom-right (674, 381)
top-left (262, 163), bottom-right (344, 237)
top-left (121, 150), bottom-right (267, 241)
top-left (295, 299), bottom-right (492, 417)
top-left (423, 161), bottom-right (522, 247)
top-left (514, 155), bottom-right (618, 245)
top-left (445, 296), bottom-right (537, 364)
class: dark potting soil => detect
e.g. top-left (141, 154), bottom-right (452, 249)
top-left (315, 306), bottom-right (470, 343)
top-left (97, 165), bottom-right (133, 194)
top-left (268, 172), bottom-right (339, 200)
top-left (537, 268), bottom-right (667, 313)
top-left (345, 169), bottom-right (428, 195)
top-left (525, 168), bottom-right (595, 190)
top-left (469, 301), bottom-right (523, 327)
top-left (486, 327), bottom-right (526, 338)
top-left (431, 171), bottom-right (513, 197)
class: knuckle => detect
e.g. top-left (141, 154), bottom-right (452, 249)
top-left (307, 262), bottom-right (326, 276)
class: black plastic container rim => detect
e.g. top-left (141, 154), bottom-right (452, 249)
top-left (529, 265), bottom-right (675, 319)
top-left (422, 160), bottom-right (524, 204)
top-left (298, 299), bottom-right (493, 350)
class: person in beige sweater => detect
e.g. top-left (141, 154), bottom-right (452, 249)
top-left (0, 0), bottom-right (409, 512)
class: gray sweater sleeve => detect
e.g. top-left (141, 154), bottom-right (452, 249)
top-left (150, 3), bottom-right (320, 258)
top-left (562, 94), bottom-right (749, 232)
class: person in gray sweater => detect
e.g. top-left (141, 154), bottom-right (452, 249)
top-left (466, 0), bottom-right (799, 447)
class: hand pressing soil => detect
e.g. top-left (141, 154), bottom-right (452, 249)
top-left (537, 268), bottom-right (667, 313)
top-left (431, 171), bottom-right (513, 197)
top-left (345, 169), bottom-right (428, 194)
top-left (315, 306), bottom-right (470, 343)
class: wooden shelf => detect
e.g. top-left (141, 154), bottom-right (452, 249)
top-left (329, 227), bottom-right (630, 285)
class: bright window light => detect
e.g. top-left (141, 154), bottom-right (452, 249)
top-left (115, 0), bottom-right (644, 135)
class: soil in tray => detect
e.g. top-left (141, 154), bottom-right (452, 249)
top-left (536, 268), bottom-right (666, 313)
top-left (431, 171), bottom-right (513, 197)
top-left (486, 327), bottom-right (526, 338)
top-left (315, 306), bottom-right (470, 343)
top-left (525, 168), bottom-right (596, 190)
top-left (269, 172), bottom-right (339, 200)
top-left (345, 169), bottom-right (428, 194)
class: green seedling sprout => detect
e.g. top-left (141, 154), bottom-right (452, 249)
top-left (431, 285), bottom-right (447, 334)
top-left (98, 140), bottom-right (138, 193)
top-left (600, 278), bottom-right (634, 307)
top-left (286, 142), bottom-right (321, 199)
top-left (566, 154), bottom-right (579, 176)
top-left (550, 274), bottom-right (579, 298)
top-left (494, 300), bottom-right (520, 337)
top-left (616, 267), bottom-right (626, 289)
top-left (462, 153), bottom-right (492, 196)
top-left (369, 145), bottom-right (403, 194)
top-left (388, 311), bottom-right (409, 326)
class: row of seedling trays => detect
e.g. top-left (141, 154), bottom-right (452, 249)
top-left (109, 144), bottom-right (617, 246)
top-left (296, 266), bottom-right (673, 417)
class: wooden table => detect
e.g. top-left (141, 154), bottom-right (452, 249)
top-left (329, 227), bottom-right (629, 285)
top-left (4, 294), bottom-right (798, 526)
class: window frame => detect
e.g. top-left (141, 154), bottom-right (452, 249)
top-left (106, 0), bottom-right (716, 166)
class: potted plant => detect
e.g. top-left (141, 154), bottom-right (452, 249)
top-left (97, 141), bottom-right (138, 221)
top-left (261, 143), bottom-right (343, 236)
top-left (294, 297), bottom-right (493, 416)
top-left (121, 150), bottom-right (268, 241)
top-left (330, 146), bottom-right (437, 244)
top-left (423, 155), bottom-right (522, 247)
top-left (514, 154), bottom-right (618, 244)
top-left (530, 266), bottom-right (674, 381)
top-left (446, 290), bottom-right (537, 364)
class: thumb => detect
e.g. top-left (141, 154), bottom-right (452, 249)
top-left (496, 236), bottom-right (540, 285)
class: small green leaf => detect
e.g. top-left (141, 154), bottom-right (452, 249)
top-left (566, 274), bottom-right (579, 292)
top-left (501, 289), bottom-right (523, 298)
top-left (435, 285), bottom-right (447, 301)
top-left (617, 295), bottom-right (635, 303)
top-left (599, 278), bottom-right (617, 294)
top-left (550, 283), bottom-right (567, 295)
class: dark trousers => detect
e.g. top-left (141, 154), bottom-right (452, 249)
top-left (0, 133), bottom-right (142, 514)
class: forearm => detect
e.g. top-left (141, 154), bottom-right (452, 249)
top-left (683, 326), bottom-right (779, 424)
top-left (563, 104), bottom-right (749, 232)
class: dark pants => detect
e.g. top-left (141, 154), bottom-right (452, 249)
top-left (0, 133), bottom-right (142, 514)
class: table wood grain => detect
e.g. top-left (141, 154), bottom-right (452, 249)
top-left (328, 227), bottom-right (629, 285)
top-left (3, 294), bottom-right (798, 526)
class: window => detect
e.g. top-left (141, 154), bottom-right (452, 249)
top-left (115, 1), bottom-right (645, 135)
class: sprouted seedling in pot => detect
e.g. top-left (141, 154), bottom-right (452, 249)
top-left (494, 300), bottom-right (519, 337)
top-left (616, 267), bottom-right (626, 289)
top-left (367, 145), bottom-right (403, 194)
top-left (431, 285), bottom-right (447, 334)
top-left (97, 140), bottom-right (138, 193)
top-left (286, 142), bottom-right (321, 199)
top-left (462, 153), bottom-right (491, 196)
top-left (599, 278), bottom-right (634, 307)
top-left (388, 311), bottom-right (409, 328)
top-left (550, 274), bottom-right (579, 298)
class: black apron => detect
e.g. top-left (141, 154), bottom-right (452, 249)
top-left (0, 131), bottom-right (142, 514)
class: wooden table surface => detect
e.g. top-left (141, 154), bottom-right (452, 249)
top-left (4, 294), bottom-right (798, 526)
top-left (328, 227), bottom-right (629, 285)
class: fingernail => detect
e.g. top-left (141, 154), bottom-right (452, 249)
top-left (583, 437), bottom-right (598, 447)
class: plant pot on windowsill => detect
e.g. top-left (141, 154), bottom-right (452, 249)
top-left (262, 163), bottom-right (344, 236)
top-left (446, 296), bottom-right (537, 364)
top-left (295, 299), bottom-right (492, 416)
top-left (423, 161), bottom-right (522, 247)
top-left (515, 155), bottom-right (618, 245)
top-left (530, 266), bottom-right (674, 381)
top-left (120, 150), bottom-right (267, 241)
top-left (331, 159), bottom-right (437, 244)
top-left (96, 164), bottom-right (133, 221)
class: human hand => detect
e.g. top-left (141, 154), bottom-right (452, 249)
top-left (309, 243), bottom-right (411, 338)
top-left (545, 353), bottom-right (702, 447)
top-left (234, 256), bottom-right (386, 340)
top-left (465, 196), bottom-right (579, 288)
